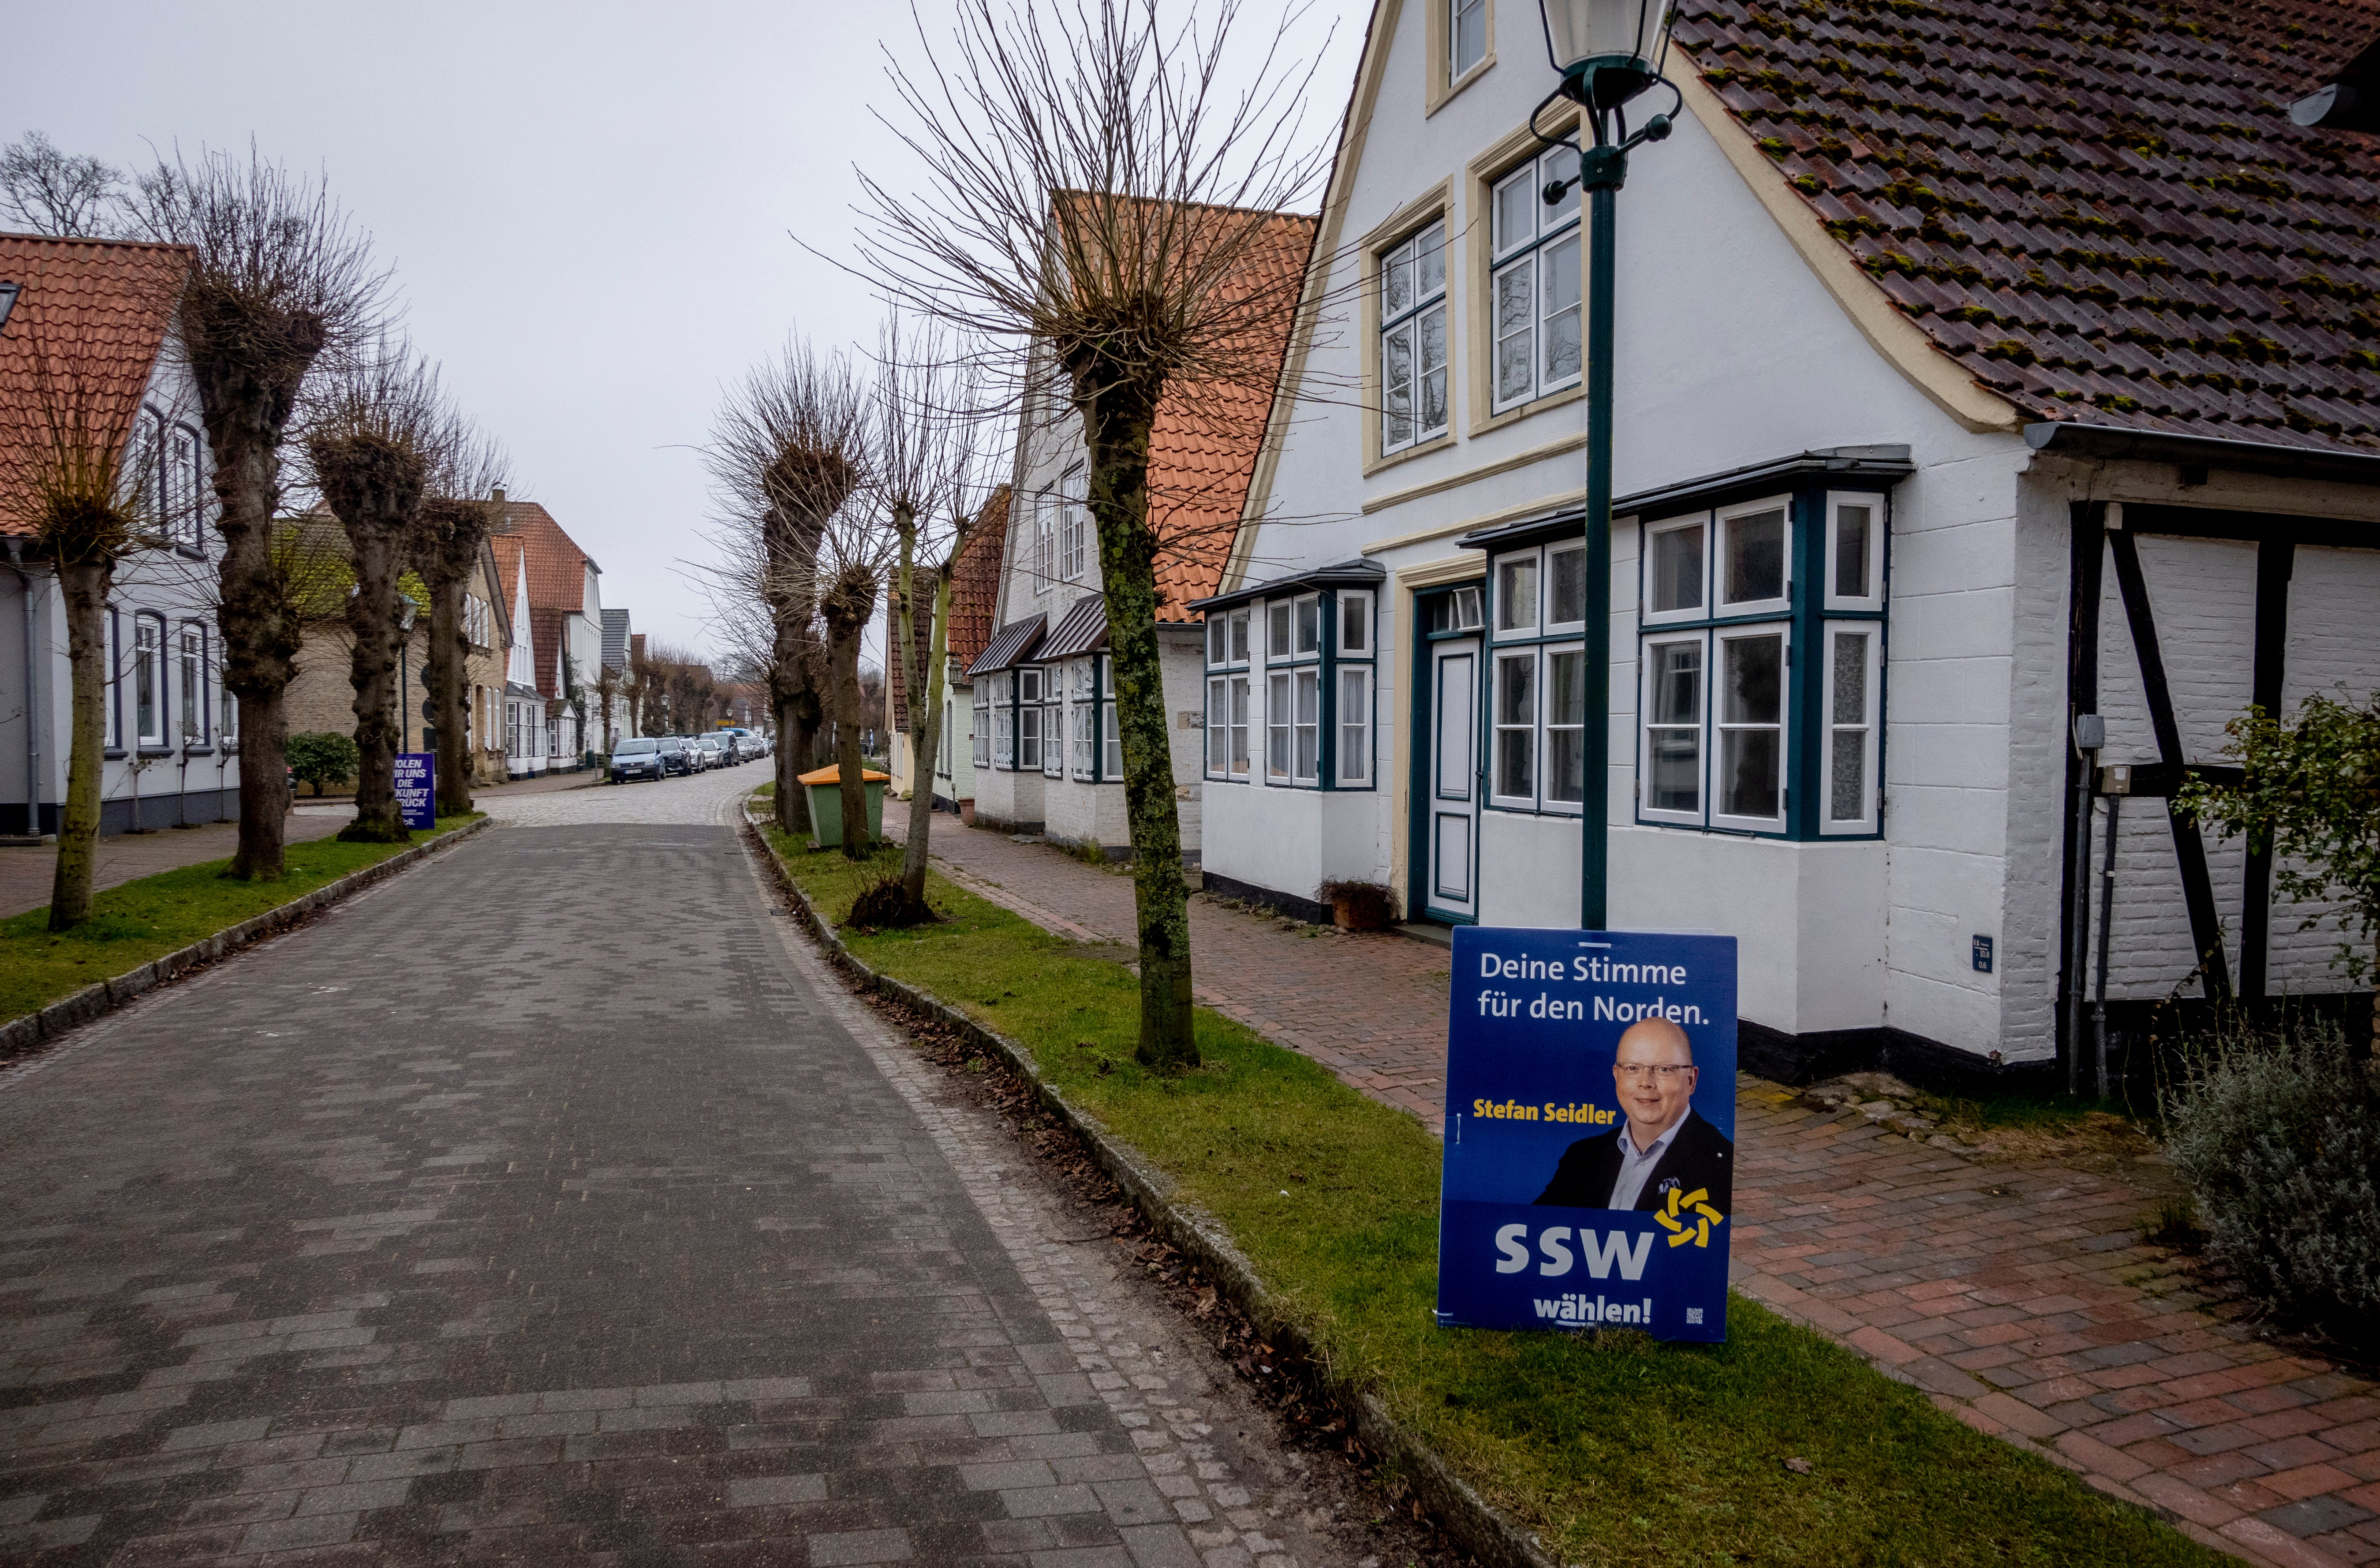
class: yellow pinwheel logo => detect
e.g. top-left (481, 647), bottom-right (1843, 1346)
top-left (1655, 1185), bottom-right (1725, 1248)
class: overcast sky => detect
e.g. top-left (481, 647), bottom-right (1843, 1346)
top-left (13, 0), bottom-right (1363, 668)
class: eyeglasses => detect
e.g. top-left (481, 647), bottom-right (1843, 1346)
top-left (1614, 1063), bottom-right (1694, 1082)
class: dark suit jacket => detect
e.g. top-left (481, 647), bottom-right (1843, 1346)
top-left (1532, 1109), bottom-right (1734, 1214)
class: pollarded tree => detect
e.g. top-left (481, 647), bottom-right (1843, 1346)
top-left (124, 146), bottom-right (389, 880)
top-left (0, 262), bottom-right (179, 929)
top-left (414, 432), bottom-right (508, 816)
top-left (852, 0), bottom-right (1330, 1067)
top-left (706, 340), bottom-right (871, 836)
top-left (304, 344), bottom-right (448, 842)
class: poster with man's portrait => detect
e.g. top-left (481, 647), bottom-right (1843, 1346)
top-left (1435, 927), bottom-right (1737, 1342)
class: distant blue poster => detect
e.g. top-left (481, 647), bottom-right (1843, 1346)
top-left (1436, 927), bottom-right (1738, 1343)
top-left (394, 752), bottom-right (435, 831)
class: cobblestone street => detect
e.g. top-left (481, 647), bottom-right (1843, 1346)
top-left (0, 769), bottom-right (1350, 1567)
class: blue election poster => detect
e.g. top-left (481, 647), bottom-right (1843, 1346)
top-left (394, 752), bottom-right (435, 831)
top-left (1436, 927), bottom-right (1738, 1343)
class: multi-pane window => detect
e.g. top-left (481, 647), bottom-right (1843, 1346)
top-left (1493, 652), bottom-right (1535, 803)
top-left (1039, 666), bottom-right (1062, 777)
top-left (167, 422), bottom-right (203, 548)
top-left (1337, 591), bottom-right (1373, 785)
top-left (1060, 464), bottom-right (1088, 581)
top-left (973, 691), bottom-right (992, 769)
top-left (1490, 146), bottom-right (1583, 411)
top-left (1100, 655), bottom-right (1121, 780)
top-left (1070, 660), bottom-right (1096, 778)
top-left (1033, 491), bottom-right (1056, 590)
top-left (1207, 590), bottom-right (1368, 789)
top-left (179, 625), bottom-right (206, 745)
top-left (1633, 489), bottom-right (1887, 836)
top-left (1018, 668), bottom-right (1044, 769)
top-left (991, 672), bottom-right (1017, 766)
top-left (1206, 612), bottom-right (1251, 780)
top-left (1483, 545), bottom-right (1584, 815)
top-left (1451, 0), bottom-right (1487, 78)
top-left (1380, 221), bottom-right (1448, 455)
top-left (1267, 669), bottom-right (1319, 784)
top-left (135, 615), bottom-right (164, 747)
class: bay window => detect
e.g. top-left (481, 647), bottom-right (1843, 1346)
top-left (1380, 220), bottom-right (1448, 455)
top-left (1202, 579), bottom-right (1374, 790)
top-left (1489, 145), bottom-right (1583, 411)
top-left (1715, 629), bottom-right (1786, 829)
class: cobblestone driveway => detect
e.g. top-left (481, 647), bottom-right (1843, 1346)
top-left (0, 769), bottom-right (1341, 1566)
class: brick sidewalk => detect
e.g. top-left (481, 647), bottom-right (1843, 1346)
top-left (0, 772), bottom-right (594, 919)
top-left (894, 815), bottom-right (2380, 1568)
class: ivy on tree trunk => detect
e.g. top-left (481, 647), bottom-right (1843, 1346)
top-left (1081, 376), bottom-right (1197, 1071)
top-left (47, 559), bottom-right (111, 930)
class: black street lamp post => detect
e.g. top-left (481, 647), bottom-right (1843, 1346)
top-left (1534, 0), bottom-right (1680, 930)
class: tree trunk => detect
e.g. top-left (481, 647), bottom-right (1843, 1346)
top-left (825, 605), bottom-right (871, 860)
top-left (1081, 376), bottom-right (1197, 1070)
top-left (47, 559), bottom-right (112, 930)
top-left (426, 573), bottom-right (472, 814)
top-left (341, 516), bottom-right (409, 842)
top-left (900, 540), bottom-right (953, 907)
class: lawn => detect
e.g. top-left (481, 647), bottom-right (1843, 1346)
top-left (762, 830), bottom-right (2221, 1568)
top-left (1, 817), bottom-right (483, 1028)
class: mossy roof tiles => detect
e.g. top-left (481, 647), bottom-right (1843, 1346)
top-left (1674, 0), bottom-right (2380, 451)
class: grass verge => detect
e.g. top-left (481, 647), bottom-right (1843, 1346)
top-left (1, 816), bottom-right (484, 1026)
top-left (762, 830), bottom-right (2221, 1568)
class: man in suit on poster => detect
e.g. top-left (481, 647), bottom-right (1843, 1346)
top-left (1534, 1016), bottom-right (1734, 1214)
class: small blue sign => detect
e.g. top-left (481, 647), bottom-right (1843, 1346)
top-left (1971, 934), bottom-right (1994, 973)
top-left (394, 752), bottom-right (435, 831)
top-left (1437, 927), bottom-right (1738, 1343)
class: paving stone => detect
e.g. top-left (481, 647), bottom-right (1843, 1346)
top-left (0, 781), bottom-right (1338, 1566)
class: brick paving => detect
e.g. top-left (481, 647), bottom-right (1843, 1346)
top-left (897, 816), bottom-right (2380, 1568)
top-left (0, 771), bottom-right (596, 920)
top-left (0, 776), bottom-right (1341, 1566)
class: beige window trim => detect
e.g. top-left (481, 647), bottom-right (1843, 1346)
top-left (1367, 486), bottom-right (1586, 557)
top-left (1361, 428), bottom-right (1590, 517)
top-left (1358, 179), bottom-right (1455, 478)
top-left (1465, 103), bottom-right (1582, 438)
top-left (1426, 0), bottom-right (1497, 118)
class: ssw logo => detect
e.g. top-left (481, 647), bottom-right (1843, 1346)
top-left (1493, 1223), bottom-right (1653, 1281)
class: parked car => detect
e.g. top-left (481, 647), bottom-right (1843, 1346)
top-left (715, 732), bottom-right (745, 765)
top-left (610, 737), bottom-right (665, 783)
top-left (697, 734), bottom-right (730, 769)
top-left (656, 735), bottom-right (695, 777)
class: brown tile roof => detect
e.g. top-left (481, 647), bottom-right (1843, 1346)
top-left (885, 568), bottom-right (941, 729)
top-left (949, 485), bottom-right (1010, 666)
top-left (491, 499), bottom-right (596, 613)
top-left (494, 537), bottom-right (527, 621)
top-left (1674, 0), bottom-right (2380, 454)
top-left (0, 233), bottom-right (192, 536)
top-left (1144, 209), bottom-right (1319, 618)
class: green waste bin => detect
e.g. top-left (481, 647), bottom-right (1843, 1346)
top-left (797, 765), bottom-right (889, 850)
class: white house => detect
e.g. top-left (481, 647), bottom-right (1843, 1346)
top-left (491, 496), bottom-right (609, 774)
top-left (968, 210), bottom-right (1315, 858)
top-left (1, 233), bottom-right (242, 838)
top-left (1202, 0), bottom-right (2380, 1083)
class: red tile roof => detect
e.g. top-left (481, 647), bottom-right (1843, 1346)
top-left (1675, 0), bottom-right (2380, 453)
top-left (0, 233), bottom-right (192, 537)
top-left (491, 499), bottom-right (596, 613)
top-left (528, 607), bottom-right (565, 702)
top-left (1144, 209), bottom-right (1319, 619)
top-left (949, 485), bottom-right (1010, 665)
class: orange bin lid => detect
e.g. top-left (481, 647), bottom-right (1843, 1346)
top-left (797, 764), bottom-right (890, 785)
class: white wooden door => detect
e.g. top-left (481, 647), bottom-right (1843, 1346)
top-left (1426, 639), bottom-right (1480, 921)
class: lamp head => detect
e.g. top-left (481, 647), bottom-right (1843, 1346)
top-left (1541, 0), bottom-right (1676, 109)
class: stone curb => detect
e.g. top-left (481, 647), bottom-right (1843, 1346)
top-left (743, 811), bottom-right (1558, 1568)
top-left (0, 816), bottom-right (494, 1060)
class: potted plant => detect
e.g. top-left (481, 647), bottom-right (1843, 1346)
top-left (1319, 878), bottom-right (1398, 932)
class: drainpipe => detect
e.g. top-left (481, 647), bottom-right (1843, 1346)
top-left (6, 540), bottom-right (39, 837)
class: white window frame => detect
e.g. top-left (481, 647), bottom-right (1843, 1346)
top-left (1017, 668), bottom-right (1043, 769)
top-left (1267, 600), bottom-right (1293, 663)
top-left (1823, 491), bottom-right (1887, 612)
top-left (134, 613), bottom-right (165, 748)
top-left (1379, 220), bottom-right (1449, 455)
top-left (179, 623), bottom-right (207, 746)
top-left (1040, 665), bottom-right (1063, 779)
top-left (1033, 490), bottom-right (1056, 592)
top-left (1293, 667), bottom-right (1319, 784)
top-left (1294, 593), bottom-right (1321, 656)
top-left (1070, 659), bottom-right (1096, 779)
top-left (1060, 464), bottom-right (1089, 582)
top-left (1100, 655), bottom-right (1121, 780)
top-left (1494, 549), bottom-right (1539, 634)
top-left (1451, 0), bottom-right (1488, 80)
top-left (1266, 670), bottom-right (1292, 782)
top-left (1429, 583), bottom-right (1484, 634)
top-left (1337, 591), bottom-right (1373, 657)
top-left (1641, 512), bottom-right (1709, 627)
top-left (1711, 624), bottom-right (1790, 833)
top-left (167, 420), bottom-right (204, 550)
top-left (939, 698), bottom-right (954, 779)
top-left (1546, 542), bottom-right (1587, 633)
top-left (1637, 632), bottom-right (1706, 827)
top-left (1491, 648), bottom-right (1537, 809)
top-left (1715, 495), bottom-right (1793, 619)
top-left (1821, 622), bottom-right (1880, 835)
top-left (1488, 146), bottom-right (1584, 412)
top-left (1541, 641), bottom-right (1586, 812)
top-left (1338, 664), bottom-right (1371, 786)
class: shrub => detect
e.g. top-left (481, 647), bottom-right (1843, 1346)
top-left (845, 875), bottom-right (937, 931)
top-left (286, 731), bottom-right (359, 796)
top-left (2164, 1019), bottom-right (2380, 1338)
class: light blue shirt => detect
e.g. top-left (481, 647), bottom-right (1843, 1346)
top-left (1607, 1116), bottom-right (1686, 1210)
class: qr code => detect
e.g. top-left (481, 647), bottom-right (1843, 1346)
top-left (1685, 1308), bottom-right (1704, 1325)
